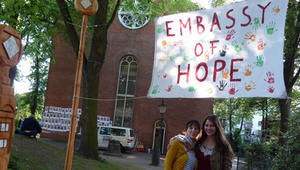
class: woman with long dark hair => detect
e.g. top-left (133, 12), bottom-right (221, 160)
top-left (164, 120), bottom-right (201, 170)
top-left (195, 115), bottom-right (234, 170)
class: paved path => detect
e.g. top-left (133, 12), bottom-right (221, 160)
top-left (100, 151), bottom-right (165, 170)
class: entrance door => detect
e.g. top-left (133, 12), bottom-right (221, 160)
top-left (152, 120), bottom-right (166, 154)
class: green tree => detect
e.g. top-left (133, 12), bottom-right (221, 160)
top-left (279, 0), bottom-right (300, 145)
top-left (214, 98), bottom-right (255, 147)
top-left (0, 0), bottom-right (58, 116)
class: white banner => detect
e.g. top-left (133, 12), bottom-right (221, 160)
top-left (148, 0), bottom-right (288, 98)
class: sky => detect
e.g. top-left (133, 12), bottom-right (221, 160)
top-left (14, 58), bottom-right (31, 94)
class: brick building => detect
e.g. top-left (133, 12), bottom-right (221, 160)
top-left (42, 11), bottom-right (213, 153)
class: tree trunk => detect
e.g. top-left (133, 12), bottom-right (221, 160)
top-left (278, 98), bottom-right (291, 145)
top-left (78, 0), bottom-right (109, 158)
top-left (78, 65), bottom-right (100, 158)
top-left (30, 56), bottom-right (40, 115)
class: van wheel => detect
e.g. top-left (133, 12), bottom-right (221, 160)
top-left (120, 145), bottom-right (126, 153)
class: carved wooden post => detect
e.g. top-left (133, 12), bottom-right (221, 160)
top-left (64, 0), bottom-right (98, 170)
top-left (0, 24), bottom-right (23, 170)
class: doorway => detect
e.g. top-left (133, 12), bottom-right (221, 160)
top-left (152, 120), bottom-right (166, 154)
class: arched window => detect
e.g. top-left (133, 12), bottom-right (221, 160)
top-left (113, 56), bottom-right (137, 127)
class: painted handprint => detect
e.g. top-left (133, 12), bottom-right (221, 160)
top-left (272, 6), bottom-right (280, 14)
top-left (222, 68), bottom-right (229, 79)
top-left (244, 32), bottom-right (256, 44)
top-left (255, 55), bottom-right (264, 67)
top-left (257, 38), bottom-right (267, 51)
top-left (159, 52), bottom-right (167, 62)
top-left (268, 86), bottom-right (275, 93)
top-left (173, 40), bottom-right (184, 47)
top-left (232, 40), bottom-right (243, 52)
top-left (184, 56), bottom-right (188, 62)
top-left (266, 21), bottom-right (277, 35)
top-left (189, 86), bottom-right (195, 92)
top-left (166, 85), bottom-right (173, 92)
top-left (226, 29), bottom-right (236, 40)
top-left (169, 55), bottom-right (175, 61)
top-left (216, 80), bottom-right (227, 91)
top-left (244, 81), bottom-right (256, 91)
top-left (264, 72), bottom-right (275, 84)
top-left (219, 45), bottom-right (228, 57)
top-left (152, 85), bottom-right (160, 94)
top-left (204, 51), bottom-right (210, 61)
top-left (161, 40), bottom-right (168, 47)
top-left (156, 24), bottom-right (164, 33)
top-left (229, 84), bottom-right (239, 95)
top-left (207, 88), bottom-right (213, 94)
top-left (251, 17), bottom-right (261, 31)
top-left (163, 74), bottom-right (168, 79)
top-left (244, 64), bottom-right (253, 76)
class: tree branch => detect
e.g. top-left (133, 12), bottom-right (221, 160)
top-left (291, 66), bottom-right (300, 87)
top-left (106, 0), bottom-right (121, 29)
top-left (55, 0), bottom-right (80, 58)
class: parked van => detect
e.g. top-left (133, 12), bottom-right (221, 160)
top-left (97, 126), bottom-right (135, 152)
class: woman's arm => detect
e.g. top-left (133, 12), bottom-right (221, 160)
top-left (223, 150), bottom-right (233, 170)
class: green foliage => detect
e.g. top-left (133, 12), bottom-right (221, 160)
top-left (271, 111), bottom-right (300, 170)
top-left (214, 98), bottom-right (255, 130)
top-left (244, 142), bottom-right (273, 170)
top-left (242, 112), bottom-right (300, 170)
top-left (0, 0), bottom-right (58, 117)
top-left (15, 93), bottom-right (32, 121)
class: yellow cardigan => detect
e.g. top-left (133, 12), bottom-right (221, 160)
top-left (164, 139), bottom-right (197, 170)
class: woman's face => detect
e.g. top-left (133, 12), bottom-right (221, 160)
top-left (186, 124), bottom-right (199, 139)
top-left (204, 120), bottom-right (216, 136)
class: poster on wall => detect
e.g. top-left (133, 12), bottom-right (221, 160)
top-left (147, 0), bottom-right (288, 98)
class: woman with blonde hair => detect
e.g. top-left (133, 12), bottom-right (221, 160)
top-left (164, 120), bottom-right (201, 170)
top-left (195, 115), bottom-right (234, 170)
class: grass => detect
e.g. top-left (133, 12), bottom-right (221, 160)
top-left (9, 134), bottom-right (141, 170)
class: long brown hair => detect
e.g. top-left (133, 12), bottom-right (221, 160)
top-left (196, 115), bottom-right (234, 159)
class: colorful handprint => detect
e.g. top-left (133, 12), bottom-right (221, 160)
top-left (264, 72), bottom-right (275, 84)
top-left (244, 64), bottom-right (253, 76)
top-left (244, 32), bottom-right (256, 44)
top-left (226, 29), bottom-right (236, 41)
top-left (244, 81), bottom-right (256, 91)
top-left (255, 55), bottom-right (264, 67)
top-left (257, 38), bottom-right (267, 51)
top-left (229, 84), bottom-right (239, 95)
top-left (222, 68), bottom-right (229, 79)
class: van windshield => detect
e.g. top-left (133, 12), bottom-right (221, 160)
top-left (130, 130), bottom-right (134, 137)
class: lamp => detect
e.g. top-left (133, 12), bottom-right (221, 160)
top-left (152, 99), bottom-right (167, 166)
top-left (159, 99), bottom-right (167, 118)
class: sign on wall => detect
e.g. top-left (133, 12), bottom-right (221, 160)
top-left (148, 0), bottom-right (288, 98)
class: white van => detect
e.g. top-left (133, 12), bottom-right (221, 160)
top-left (97, 126), bottom-right (135, 152)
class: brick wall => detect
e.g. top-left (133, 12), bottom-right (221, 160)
top-left (43, 17), bottom-right (213, 152)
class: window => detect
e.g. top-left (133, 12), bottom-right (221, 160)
top-left (111, 128), bottom-right (126, 136)
top-left (118, 1), bottom-right (151, 30)
top-left (114, 56), bottom-right (137, 127)
top-left (99, 127), bottom-right (111, 135)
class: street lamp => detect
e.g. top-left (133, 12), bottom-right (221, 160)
top-left (152, 99), bottom-right (167, 166)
